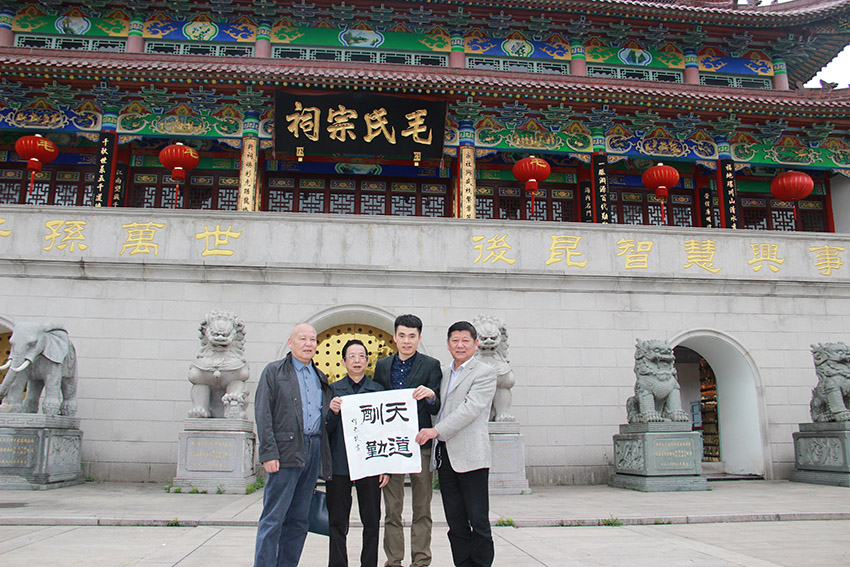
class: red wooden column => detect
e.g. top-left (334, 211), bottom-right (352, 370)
top-left (771, 56), bottom-right (789, 91)
top-left (126, 17), bottom-right (144, 53)
top-left (570, 38), bottom-right (587, 76)
top-left (449, 34), bottom-right (465, 69)
top-left (255, 21), bottom-right (272, 59)
top-left (684, 47), bottom-right (700, 85)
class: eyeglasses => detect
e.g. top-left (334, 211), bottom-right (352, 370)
top-left (345, 354), bottom-right (368, 360)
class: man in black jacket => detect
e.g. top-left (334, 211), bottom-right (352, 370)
top-left (373, 314), bottom-right (442, 567)
top-left (254, 323), bottom-right (332, 567)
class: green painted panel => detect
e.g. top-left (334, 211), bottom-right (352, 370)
top-left (736, 180), bottom-right (826, 196)
top-left (477, 170), bottom-right (573, 183)
top-left (474, 128), bottom-right (591, 153)
top-left (736, 180), bottom-right (770, 193)
top-left (13, 14), bottom-right (127, 37)
top-left (132, 155), bottom-right (238, 170)
top-left (271, 26), bottom-right (449, 51)
top-left (585, 46), bottom-right (684, 69)
top-left (732, 143), bottom-right (850, 169)
top-left (116, 113), bottom-right (268, 139)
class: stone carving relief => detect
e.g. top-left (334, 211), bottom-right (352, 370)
top-left (472, 313), bottom-right (515, 422)
top-left (809, 342), bottom-right (850, 423)
top-left (48, 435), bottom-right (82, 473)
top-left (626, 339), bottom-right (689, 424)
top-left (244, 438), bottom-right (254, 474)
top-left (188, 311), bottom-right (250, 419)
top-left (796, 437), bottom-right (844, 467)
top-left (615, 438), bottom-right (645, 471)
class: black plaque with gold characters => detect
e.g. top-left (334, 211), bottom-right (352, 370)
top-left (275, 91), bottom-right (447, 159)
top-left (698, 185), bottom-right (714, 228)
top-left (716, 159), bottom-right (739, 229)
top-left (92, 130), bottom-right (118, 207)
top-left (591, 153), bottom-right (610, 224)
top-left (111, 163), bottom-right (127, 207)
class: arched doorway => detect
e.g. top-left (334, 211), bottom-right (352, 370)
top-left (315, 323), bottom-right (396, 383)
top-left (671, 329), bottom-right (771, 478)
top-left (674, 346), bottom-right (721, 464)
top-left (305, 305), bottom-right (399, 383)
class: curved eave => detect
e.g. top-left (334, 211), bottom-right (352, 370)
top-left (428, 0), bottom-right (850, 27)
top-left (789, 36), bottom-right (850, 86)
top-left (2, 49), bottom-right (850, 120)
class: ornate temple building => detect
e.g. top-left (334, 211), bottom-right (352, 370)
top-left (1, 0), bottom-right (848, 226)
top-left (1, 1), bottom-right (849, 484)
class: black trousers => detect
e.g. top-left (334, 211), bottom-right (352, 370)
top-left (436, 442), bottom-right (494, 567)
top-left (326, 474), bottom-right (381, 567)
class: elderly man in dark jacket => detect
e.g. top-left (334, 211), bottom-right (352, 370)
top-left (254, 323), bottom-right (332, 567)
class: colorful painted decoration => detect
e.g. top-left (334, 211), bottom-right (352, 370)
top-left (512, 156), bottom-right (551, 214)
top-left (641, 162), bottom-right (680, 223)
top-left (15, 134), bottom-right (58, 194)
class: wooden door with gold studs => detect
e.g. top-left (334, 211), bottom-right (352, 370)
top-left (315, 324), bottom-right (396, 383)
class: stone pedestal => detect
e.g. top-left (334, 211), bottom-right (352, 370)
top-left (0, 414), bottom-right (84, 490)
top-left (488, 422), bottom-right (531, 494)
top-left (791, 422), bottom-right (850, 487)
top-left (609, 422), bottom-right (709, 492)
top-left (173, 418), bottom-right (257, 494)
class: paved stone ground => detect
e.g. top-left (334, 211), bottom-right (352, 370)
top-left (1, 480), bottom-right (849, 566)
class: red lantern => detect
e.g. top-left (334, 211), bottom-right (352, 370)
top-left (159, 143), bottom-right (199, 207)
top-left (512, 156), bottom-right (551, 215)
top-left (641, 163), bottom-right (680, 224)
top-left (15, 134), bottom-right (59, 194)
top-left (770, 170), bottom-right (813, 202)
top-left (770, 170), bottom-right (813, 226)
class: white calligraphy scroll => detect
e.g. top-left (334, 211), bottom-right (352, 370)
top-left (340, 388), bottom-right (421, 481)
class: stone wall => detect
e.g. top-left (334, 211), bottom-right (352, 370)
top-left (833, 176), bottom-right (850, 234)
top-left (1, 205), bottom-right (848, 484)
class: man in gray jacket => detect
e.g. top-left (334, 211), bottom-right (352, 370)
top-left (254, 323), bottom-right (332, 567)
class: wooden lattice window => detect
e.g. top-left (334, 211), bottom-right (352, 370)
top-left (264, 174), bottom-right (450, 217)
top-left (740, 194), bottom-right (828, 232)
top-left (0, 165), bottom-right (93, 206)
top-left (473, 182), bottom-right (577, 222)
top-left (608, 189), bottom-right (695, 227)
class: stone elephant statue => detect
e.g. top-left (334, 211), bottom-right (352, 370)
top-left (0, 322), bottom-right (78, 416)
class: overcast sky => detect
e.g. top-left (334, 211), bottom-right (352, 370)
top-left (805, 45), bottom-right (850, 88)
top-left (747, 0), bottom-right (849, 89)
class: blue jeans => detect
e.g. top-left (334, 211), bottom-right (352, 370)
top-left (254, 435), bottom-right (322, 567)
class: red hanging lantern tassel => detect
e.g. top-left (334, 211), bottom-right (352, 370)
top-left (770, 170), bottom-right (813, 226)
top-left (512, 156), bottom-right (551, 216)
top-left (159, 142), bottom-right (200, 208)
top-left (641, 163), bottom-right (680, 225)
top-left (15, 134), bottom-right (59, 195)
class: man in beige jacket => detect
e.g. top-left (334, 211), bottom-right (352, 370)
top-left (415, 321), bottom-right (497, 567)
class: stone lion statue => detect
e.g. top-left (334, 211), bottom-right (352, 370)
top-left (809, 342), bottom-right (850, 422)
top-left (187, 311), bottom-right (250, 419)
top-left (472, 313), bottom-right (515, 422)
top-left (626, 339), bottom-right (689, 424)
